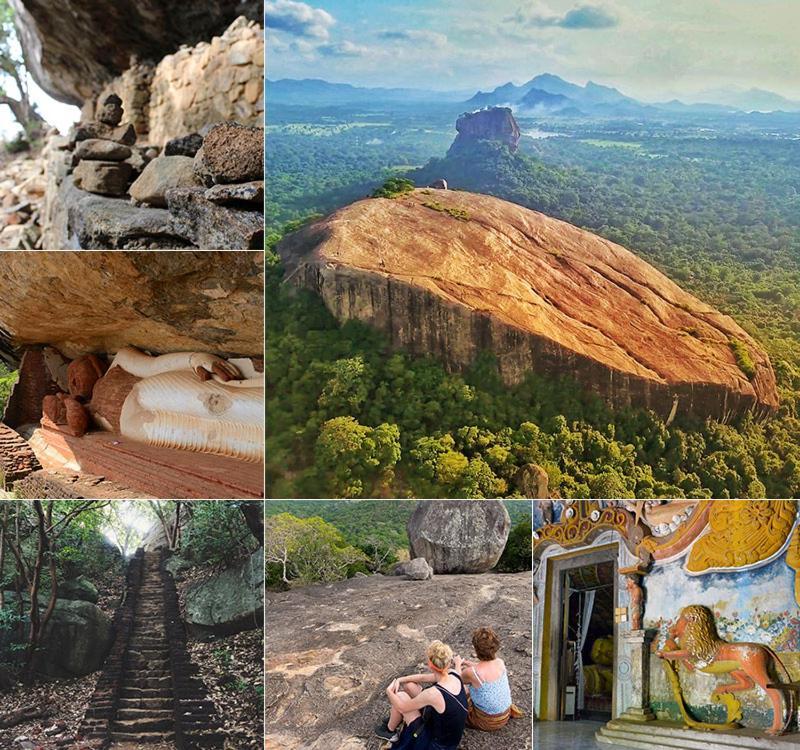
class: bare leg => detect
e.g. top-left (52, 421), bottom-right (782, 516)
top-left (388, 682), bottom-right (423, 731)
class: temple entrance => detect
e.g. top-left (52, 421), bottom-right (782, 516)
top-left (561, 560), bottom-right (615, 721)
top-left (535, 541), bottom-right (620, 721)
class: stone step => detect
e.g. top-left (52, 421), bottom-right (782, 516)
top-left (597, 721), bottom-right (800, 750)
top-left (111, 716), bottom-right (173, 733)
top-left (118, 697), bottom-right (173, 711)
top-left (116, 707), bottom-right (174, 721)
top-left (109, 730), bottom-right (176, 743)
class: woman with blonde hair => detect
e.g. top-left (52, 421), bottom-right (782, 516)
top-left (459, 626), bottom-right (523, 731)
top-left (375, 640), bottom-right (468, 749)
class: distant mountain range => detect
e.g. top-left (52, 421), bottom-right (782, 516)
top-left (268, 74), bottom-right (800, 114)
top-left (266, 78), bottom-right (470, 106)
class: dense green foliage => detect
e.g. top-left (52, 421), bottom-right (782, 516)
top-left (0, 363), bottom-right (17, 414)
top-left (265, 512), bottom-right (368, 588)
top-left (267, 106), bottom-right (800, 498)
top-left (181, 502), bottom-right (260, 567)
top-left (495, 515), bottom-right (532, 573)
top-left (372, 176), bottom-right (415, 199)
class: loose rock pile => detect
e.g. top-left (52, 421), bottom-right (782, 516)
top-left (46, 101), bottom-right (264, 248)
top-left (0, 149), bottom-right (48, 249)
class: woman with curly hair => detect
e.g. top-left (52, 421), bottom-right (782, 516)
top-left (375, 640), bottom-right (468, 749)
top-left (460, 627), bottom-right (523, 731)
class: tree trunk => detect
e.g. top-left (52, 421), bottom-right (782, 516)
top-left (0, 503), bottom-right (7, 611)
top-left (240, 501), bottom-right (264, 546)
top-left (24, 501), bottom-right (47, 681)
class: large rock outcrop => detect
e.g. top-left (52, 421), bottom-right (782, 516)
top-left (10, 0), bottom-right (262, 105)
top-left (1, 593), bottom-right (113, 678)
top-left (266, 571), bottom-right (532, 750)
top-left (407, 500), bottom-right (511, 574)
top-left (0, 251), bottom-right (264, 361)
top-left (278, 189), bottom-right (779, 421)
top-left (448, 107), bottom-right (520, 155)
top-left (183, 548), bottom-right (264, 635)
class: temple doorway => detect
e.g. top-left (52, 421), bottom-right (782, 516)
top-left (562, 560), bottom-right (615, 721)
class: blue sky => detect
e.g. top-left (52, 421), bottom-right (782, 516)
top-left (266, 0), bottom-right (800, 101)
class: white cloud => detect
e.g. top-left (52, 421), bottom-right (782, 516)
top-left (377, 29), bottom-right (449, 49)
top-left (319, 40), bottom-right (373, 58)
top-left (265, 0), bottom-right (336, 41)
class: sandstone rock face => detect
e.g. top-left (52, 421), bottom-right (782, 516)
top-left (392, 557), bottom-right (434, 580)
top-left (184, 548), bottom-right (264, 635)
top-left (266, 571), bottom-right (531, 750)
top-left (0, 251), bottom-right (264, 361)
top-left (129, 155), bottom-right (200, 207)
top-left (278, 189), bottom-right (779, 421)
top-left (448, 107), bottom-right (520, 154)
top-left (96, 17), bottom-right (264, 145)
top-left (408, 501), bottom-right (511, 574)
top-left (10, 0), bottom-right (262, 105)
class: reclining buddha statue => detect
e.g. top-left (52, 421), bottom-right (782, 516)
top-left (42, 346), bottom-right (264, 463)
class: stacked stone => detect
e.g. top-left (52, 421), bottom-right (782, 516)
top-left (69, 94), bottom-right (141, 197)
top-left (147, 16), bottom-right (263, 145)
top-left (127, 121), bottom-right (263, 248)
top-left (168, 121), bottom-right (264, 249)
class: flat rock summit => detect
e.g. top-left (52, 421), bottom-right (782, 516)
top-left (266, 572), bottom-right (532, 750)
top-left (278, 189), bottom-right (778, 421)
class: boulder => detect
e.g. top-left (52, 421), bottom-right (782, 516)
top-left (59, 575), bottom-right (99, 604)
top-left (184, 547), bottom-right (263, 635)
top-left (73, 138), bottom-right (132, 162)
top-left (198, 122), bottom-right (263, 184)
top-left (165, 133), bottom-right (204, 158)
top-left (39, 598), bottom-right (112, 676)
top-left (166, 186), bottom-right (264, 249)
top-left (204, 180), bottom-right (263, 205)
top-left (277, 189), bottom-right (779, 421)
top-left (129, 155), bottom-right (201, 207)
top-left (1, 592), bottom-right (113, 677)
top-left (73, 160), bottom-right (134, 196)
top-left (392, 557), bottom-right (433, 580)
top-left (407, 500), bottom-right (511, 574)
top-left (515, 464), bottom-right (550, 499)
top-left (448, 107), bottom-right (520, 154)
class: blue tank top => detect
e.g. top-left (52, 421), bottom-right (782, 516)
top-left (470, 664), bottom-right (512, 714)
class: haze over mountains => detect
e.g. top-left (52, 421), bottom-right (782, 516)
top-left (268, 73), bottom-right (800, 114)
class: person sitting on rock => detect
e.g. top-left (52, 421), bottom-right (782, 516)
top-left (459, 627), bottom-right (523, 731)
top-left (375, 640), bottom-right (468, 748)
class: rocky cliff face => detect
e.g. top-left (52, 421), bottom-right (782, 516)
top-left (0, 251), bottom-right (264, 360)
top-left (278, 189), bottom-right (778, 421)
top-left (266, 572), bottom-right (532, 750)
top-left (10, 0), bottom-right (262, 105)
top-left (448, 107), bottom-right (521, 155)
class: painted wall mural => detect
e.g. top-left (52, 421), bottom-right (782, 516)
top-left (533, 500), bottom-right (800, 736)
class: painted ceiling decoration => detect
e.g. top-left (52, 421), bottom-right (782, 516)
top-left (533, 500), bottom-right (800, 604)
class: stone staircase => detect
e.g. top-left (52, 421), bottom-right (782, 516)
top-left (110, 550), bottom-right (176, 744)
top-left (78, 548), bottom-right (225, 749)
top-left (596, 718), bottom-right (800, 749)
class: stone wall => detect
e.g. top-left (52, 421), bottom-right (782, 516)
top-left (97, 16), bottom-right (263, 146)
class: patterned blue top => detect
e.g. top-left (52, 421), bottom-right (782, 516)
top-left (470, 665), bottom-right (512, 715)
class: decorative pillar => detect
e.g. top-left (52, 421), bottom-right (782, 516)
top-left (619, 629), bottom-right (656, 722)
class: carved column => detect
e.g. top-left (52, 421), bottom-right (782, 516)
top-left (619, 629), bottom-right (656, 722)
